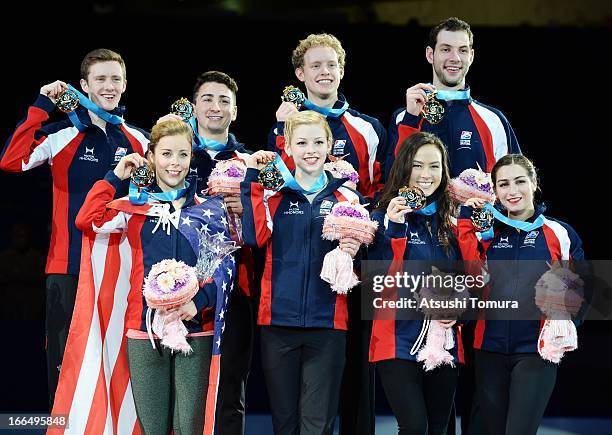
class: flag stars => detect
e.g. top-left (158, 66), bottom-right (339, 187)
top-left (181, 216), bottom-right (192, 227)
top-left (202, 209), bottom-right (213, 219)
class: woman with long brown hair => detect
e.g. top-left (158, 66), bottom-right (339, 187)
top-left (369, 132), bottom-right (462, 435)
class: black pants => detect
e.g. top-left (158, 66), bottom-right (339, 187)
top-left (260, 326), bottom-right (346, 435)
top-left (458, 322), bottom-right (485, 435)
top-left (474, 350), bottom-right (557, 435)
top-left (45, 273), bottom-right (78, 409)
top-left (377, 359), bottom-right (457, 435)
top-left (214, 291), bottom-right (255, 435)
top-left (339, 294), bottom-right (375, 435)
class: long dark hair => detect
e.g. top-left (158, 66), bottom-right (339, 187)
top-left (377, 132), bottom-right (454, 250)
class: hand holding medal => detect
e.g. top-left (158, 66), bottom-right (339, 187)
top-left (399, 186), bottom-right (426, 210)
top-left (246, 151), bottom-right (282, 190)
top-left (131, 164), bottom-right (155, 189)
top-left (276, 86), bottom-right (304, 122)
top-left (170, 97), bottom-right (194, 121)
top-left (421, 90), bottom-right (445, 124)
top-left (281, 85), bottom-right (306, 109)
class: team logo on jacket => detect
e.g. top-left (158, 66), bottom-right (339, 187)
top-left (284, 201), bottom-right (304, 215)
top-left (522, 231), bottom-right (539, 248)
top-left (407, 230), bottom-right (426, 245)
top-left (458, 130), bottom-right (472, 150)
top-left (79, 146), bottom-right (99, 163)
top-left (492, 236), bottom-right (513, 249)
top-left (320, 200), bottom-right (334, 215)
top-left (333, 140), bottom-right (347, 155)
top-left (114, 147), bottom-right (128, 162)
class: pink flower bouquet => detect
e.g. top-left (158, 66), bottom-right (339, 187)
top-left (535, 265), bottom-right (584, 363)
top-left (143, 259), bottom-right (200, 354)
top-left (206, 159), bottom-right (247, 244)
top-left (412, 269), bottom-right (469, 371)
top-left (449, 168), bottom-right (496, 205)
top-left (324, 155), bottom-right (359, 190)
top-left (320, 201), bottom-right (378, 294)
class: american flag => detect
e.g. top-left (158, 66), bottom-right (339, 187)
top-left (49, 196), bottom-right (235, 435)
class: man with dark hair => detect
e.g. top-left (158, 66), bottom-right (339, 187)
top-left (160, 70), bottom-right (255, 435)
top-left (386, 16), bottom-right (520, 178)
top-left (385, 17), bottom-right (522, 435)
top-left (0, 48), bottom-right (149, 408)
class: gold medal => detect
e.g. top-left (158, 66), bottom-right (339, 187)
top-left (422, 91), bottom-right (445, 124)
top-left (471, 208), bottom-right (494, 232)
top-left (258, 162), bottom-right (284, 191)
top-left (281, 85), bottom-right (305, 109)
top-left (170, 97), bottom-right (194, 121)
top-left (131, 165), bottom-right (155, 189)
top-left (56, 89), bottom-right (79, 113)
top-left (398, 186), bottom-right (426, 210)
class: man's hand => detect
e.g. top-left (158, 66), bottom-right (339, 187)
top-left (275, 101), bottom-right (299, 122)
top-left (405, 83), bottom-right (436, 117)
top-left (40, 80), bottom-right (69, 104)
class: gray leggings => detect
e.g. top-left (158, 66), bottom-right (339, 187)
top-left (126, 335), bottom-right (213, 435)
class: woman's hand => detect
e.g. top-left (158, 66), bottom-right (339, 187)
top-left (437, 319), bottom-right (457, 329)
top-left (464, 198), bottom-right (486, 208)
top-left (113, 153), bottom-right (148, 180)
top-left (246, 150), bottom-right (276, 169)
top-left (339, 237), bottom-right (360, 258)
top-left (177, 300), bottom-right (197, 321)
top-left (387, 196), bottom-right (413, 224)
top-left (224, 195), bottom-right (243, 216)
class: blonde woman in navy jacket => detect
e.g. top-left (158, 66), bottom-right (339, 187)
top-left (241, 111), bottom-right (363, 435)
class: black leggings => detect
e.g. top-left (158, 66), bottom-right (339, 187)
top-left (260, 326), bottom-right (346, 435)
top-left (474, 350), bottom-right (557, 435)
top-left (377, 359), bottom-right (457, 435)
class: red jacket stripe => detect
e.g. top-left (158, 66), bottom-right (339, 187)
top-left (468, 105), bottom-right (496, 172)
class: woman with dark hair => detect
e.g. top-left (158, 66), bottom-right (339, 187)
top-left (458, 154), bottom-right (585, 435)
top-left (369, 131), bottom-right (462, 435)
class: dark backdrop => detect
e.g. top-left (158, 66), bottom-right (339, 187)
top-left (0, 3), bottom-right (610, 419)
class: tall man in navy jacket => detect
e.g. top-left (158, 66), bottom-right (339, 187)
top-left (0, 48), bottom-right (149, 408)
top-left (386, 17), bottom-right (521, 435)
top-left (386, 17), bottom-right (520, 178)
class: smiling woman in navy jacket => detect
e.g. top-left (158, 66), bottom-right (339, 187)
top-left (457, 154), bottom-right (585, 435)
top-left (241, 111), bottom-right (363, 435)
top-left (368, 132), bottom-right (462, 435)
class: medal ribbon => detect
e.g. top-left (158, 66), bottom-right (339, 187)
top-left (427, 85), bottom-right (471, 101)
top-left (483, 202), bottom-right (545, 231)
top-left (66, 84), bottom-right (124, 128)
top-left (188, 117), bottom-right (228, 151)
top-left (129, 181), bottom-right (190, 205)
top-left (272, 154), bottom-right (327, 195)
top-left (414, 201), bottom-right (437, 216)
top-left (303, 99), bottom-right (349, 118)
